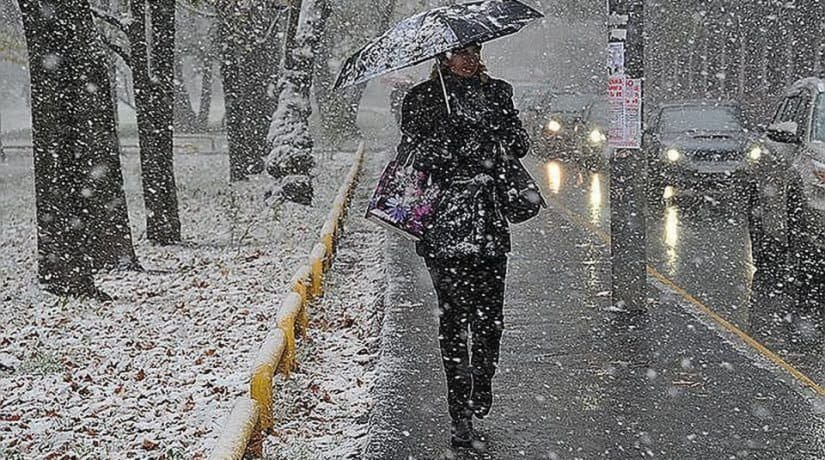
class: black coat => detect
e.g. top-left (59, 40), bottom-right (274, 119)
top-left (399, 73), bottom-right (530, 259)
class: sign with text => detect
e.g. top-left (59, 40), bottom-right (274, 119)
top-left (608, 74), bottom-right (642, 149)
top-left (608, 42), bottom-right (625, 74)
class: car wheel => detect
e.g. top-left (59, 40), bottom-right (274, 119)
top-left (786, 185), bottom-right (825, 307)
top-left (645, 169), bottom-right (666, 210)
top-left (748, 183), bottom-right (787, 278)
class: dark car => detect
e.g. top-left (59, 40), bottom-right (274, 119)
top-left (577, 99), bottom-right (610, 171)
top-left (522, 92), bottom-right (606, 162)
top-left (645, 101), bottom-right (759, 199)
top-left (748, 78), bottom-right (825, 301)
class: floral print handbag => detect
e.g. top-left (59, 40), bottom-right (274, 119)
top-left (365, 147), bottom-right (440, 241)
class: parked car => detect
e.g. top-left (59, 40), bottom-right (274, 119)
top-left (644, 101), bottom-right (759, 199)
top-left (748, 78), bottom-right (825, 299)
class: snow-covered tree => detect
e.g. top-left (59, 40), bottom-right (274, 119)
top-left (265, 0), bottom-right (329, 206)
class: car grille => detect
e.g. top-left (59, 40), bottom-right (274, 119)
top-left (690, 150), bottom-right (741, 161)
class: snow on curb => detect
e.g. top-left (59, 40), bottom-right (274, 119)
top-left (208, 397), bottom-right (260, 460)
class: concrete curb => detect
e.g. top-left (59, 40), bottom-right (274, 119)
top-left (208, 142), bottom-right (366, 459)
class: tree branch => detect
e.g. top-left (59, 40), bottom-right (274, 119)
top-left (175, 1), bottom-right (218, 18)
top-left (100, 36), bottom-right (132, 68)
top-left (118, 94), bottom-right (136, 111)
top-left (90, 6), bottom-right (131, 36)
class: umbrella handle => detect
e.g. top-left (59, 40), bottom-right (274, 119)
top-left (436, 60), bottom-right (451, 115)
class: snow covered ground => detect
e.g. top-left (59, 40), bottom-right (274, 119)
top-left (0, 147), bottom-right (358, 458)
top-left (262, 181), bottom-right (386, 460)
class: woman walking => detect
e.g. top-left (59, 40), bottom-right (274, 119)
top-left (399, 43), bottom-right (530, 448)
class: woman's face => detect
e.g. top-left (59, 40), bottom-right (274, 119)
top-left (446, 47), bottom-right (481, 78)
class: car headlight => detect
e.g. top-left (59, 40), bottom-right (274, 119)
top-left (588, 128), bottom-right (606, 145)
top-left (747, 145), bottom-right (763, 161)
top-left (545, 120), bottom-right (562, 133)
top-left (665, 148), bottom-right (681, 162)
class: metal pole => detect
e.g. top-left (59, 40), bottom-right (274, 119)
top-left (608, 0), bottom-right (646, 312)
top-left (0, 110), bottom-right (5, 162)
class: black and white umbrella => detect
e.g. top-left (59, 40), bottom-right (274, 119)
top-left (333, 0), bottom-right (543, 91)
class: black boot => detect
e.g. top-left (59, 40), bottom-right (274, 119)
top-left (470, 379), bottom-right (492, 419)
top-left (450, 417), bottom-right (475, 448)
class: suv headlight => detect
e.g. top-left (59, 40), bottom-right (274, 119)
top-left (665, 148), bottom-right (681, 162)
top-left (545, 120), bottom-right (562, 133)
top-left (747, 145), bottom-right (763, 161)
top-left (588, 128), bottom-right (606, 145)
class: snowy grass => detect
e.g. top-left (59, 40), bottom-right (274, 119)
top-left (0, 148), bottom-right (354, 458)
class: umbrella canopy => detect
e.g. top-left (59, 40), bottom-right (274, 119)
top-left (333, 0), bottom-right (543, 90)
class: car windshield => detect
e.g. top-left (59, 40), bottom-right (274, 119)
top-left (516, 87), bottom-right (552, 110)
top-left (659, 106), bottom-right (743, 133)
top-left (589, 101), bottom-right (608, 125)
top-left (813, 94), bottom-right (825, 142)
top-left (547, 94), bottom-right (590, 114)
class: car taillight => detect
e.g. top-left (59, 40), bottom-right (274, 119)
top-left (814, 169), bottom-right (825, 186)
top-left (813, 160), bottom-right (825, 186)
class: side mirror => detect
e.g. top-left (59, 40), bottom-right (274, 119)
top-left (767, 121), bottom-right (801, 144)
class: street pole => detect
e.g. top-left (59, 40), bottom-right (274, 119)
top-left (0, 110), bottom-right (5, 162)
top-left (608, 0), bottom-right (646, 312)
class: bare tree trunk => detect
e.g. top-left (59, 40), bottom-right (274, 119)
top-left (19, 0), bottom-right (134, 297)
top-left (173, 56), bottom-right (199, 132)
top-left (217, 1), bottom-right (282, 182)
top-left (100, 0), bottom-right (121, 128)
top-left (130, 0), bottom-right (181, 245)
top-left (315, 0), bottom-right (396, 145)
top-left (196, 38), bottom-right (215, 130)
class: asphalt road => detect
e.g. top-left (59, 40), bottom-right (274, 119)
top-left (539, 157), bottom-right (825, 388)
top-left (365, 155), bottom-right (825, 459)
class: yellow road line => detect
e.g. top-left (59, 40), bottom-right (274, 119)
top-left (543, 192), bottom-right (825, 396)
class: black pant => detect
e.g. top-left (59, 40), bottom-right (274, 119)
top-left (425, 255), bottom-right (507, 420)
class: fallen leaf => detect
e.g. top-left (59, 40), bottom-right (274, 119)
top-left (142, 438), bottom-right (159, 450)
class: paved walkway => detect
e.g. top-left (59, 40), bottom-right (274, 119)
top-left (364, 183), bottom-right (825, 459)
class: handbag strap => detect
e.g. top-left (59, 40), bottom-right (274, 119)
top-left (395, 137), bottom-right (417, 168)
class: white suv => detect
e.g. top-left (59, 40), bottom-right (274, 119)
top-left (749, 78), bottom-right (825, 302)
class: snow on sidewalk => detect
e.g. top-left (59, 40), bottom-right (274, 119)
top-left (0, 150), bottom-right (354, 458)
top-left (262, 175), bottom-right (387, 459)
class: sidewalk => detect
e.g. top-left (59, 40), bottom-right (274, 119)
top-left (365, 198), bottom-right (825, 459)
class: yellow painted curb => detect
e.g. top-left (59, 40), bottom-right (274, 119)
top-left (309, 243), bottom-right (327, 299)
top-left (208, 397), bottom-right (260, 460)
top-left (291, 265), bottom-right (312, 337)
top-left (249, 329), bottom-right (286, 432)
top-left (276, 293), bottom-right (303, 378)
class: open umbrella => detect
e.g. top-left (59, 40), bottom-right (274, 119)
top-left (333, 0), bottom-right (543, 93)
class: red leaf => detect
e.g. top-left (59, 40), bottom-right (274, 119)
top-left (142, 438), bottom-right (159, 450)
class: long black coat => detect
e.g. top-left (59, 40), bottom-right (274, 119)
top-left (399, 73), bottom-right (530, 259)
